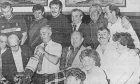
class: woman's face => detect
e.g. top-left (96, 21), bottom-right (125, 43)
top-left (81, 56), bottom-right (95, 71)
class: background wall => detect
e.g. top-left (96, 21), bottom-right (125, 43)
top-left (9, 0), bottom-right (140, 15)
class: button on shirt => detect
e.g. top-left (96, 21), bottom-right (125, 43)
top-left (12, 47), bottom-right (24, 72)
top-left (36, 40), bottom-right (62, 74)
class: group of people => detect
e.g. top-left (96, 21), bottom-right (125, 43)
top-left (0, 0), bottom-right (140, 84)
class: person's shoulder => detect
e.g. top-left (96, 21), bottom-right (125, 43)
top-left (51, 41), bottom-right (62, 48)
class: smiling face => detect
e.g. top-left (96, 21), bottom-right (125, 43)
top-left (71, 32), bottom-right (83, 48)
top-left (97, 29), bottom-right (110, 45)
top-left (104, 6), bottom-right (114, 23)
top-left (50, 4), bottom-right (61, 18)
top-left (33, 10), bottom-right (44, 20)
top-left (81, 56), bottom-right (95, 71)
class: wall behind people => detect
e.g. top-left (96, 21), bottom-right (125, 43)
top-left (0, 0), bottom-right (140, 14)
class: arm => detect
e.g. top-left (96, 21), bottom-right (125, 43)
top-left (21, 32), bottom-right (27, 45)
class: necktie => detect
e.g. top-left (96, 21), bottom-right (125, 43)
top-left (37, 44), bottom-right (47, 72)
top-left (73, 24), bottom-right (77, 31)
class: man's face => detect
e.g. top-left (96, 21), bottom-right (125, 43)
top-left (81, 56), bottom-right (95, 71)
top-left (0, 36), bottom-right (7, 49)
top-left (89, 7), bottom-right (100, 21)
top-left (104, 6), bottom-right (113, 23)
top-left (97, 29), bottom-right (110, 45)
top-left (71, 32), bottom-right (83, 48)
top-left (50, 4), bottom-right (61, 18)
top-left (1, 6), bottom-right (12, 19)
top-left (40, 28), bottom-right (51, 42)
top-left (8, 39), bottom-right (19, 52)
top-left (66, 76), bottom-right (81, 84)
top-left (33, 10), bottom-right (44, 20)
top-left (72, 11), bottom-right (83, 24)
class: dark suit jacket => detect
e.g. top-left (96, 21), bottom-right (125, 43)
top-left (2, 45), bottom-right (32, 84)
top-left (72, 23), bottom-right (91, 47)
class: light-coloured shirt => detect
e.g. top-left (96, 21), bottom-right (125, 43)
top-left (12, 47), bottom-right (24, 72)
top-left (83, 66), bottom-right (108, 84)
top-left (108, 17), bottom-right (140, 48)
top-left (35, 40), bottom-right (62, 74)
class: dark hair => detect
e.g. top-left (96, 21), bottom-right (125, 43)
top-left (113, 32), bottom-right (135, 49)
top-left (107, 4), bottom-right (121, 16)
top-left (71, 8), bottom-right (84, 17)
top-left (65, 68), bottom-right (86, 81)
top-left (80, 49), bottom-right (101, 67)
top-left (32, 4), bottom-right (44, 13)
top-left (49, 0), bottom-right (62, 10)
top-left (1, 2), bottom-right (12, 8)
top-left (98, 27), bottom-right (110, 34)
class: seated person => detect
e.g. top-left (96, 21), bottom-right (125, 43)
top-left (2, 34), bottom-right (32, 84)
top-left (65, 68), bottom-right (86, 84)
top-left (32, 25), bottom-right (63, 84)
top-left (108, 32), bottom-right (140, 84)
top-left (80, 49), bottom-right (108, 84)
top-left (59, 31), bottom-right (86, 70)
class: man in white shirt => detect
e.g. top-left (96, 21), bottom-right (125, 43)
top-left (96, 27), bottom-right (119, 83)
top-left (104, 4), bottom-right (140, 50)
top-left (2, 34), bottom-right (32, 84)
top-left (32, 25), bottom-right (62, 84)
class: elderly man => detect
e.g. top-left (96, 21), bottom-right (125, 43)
top-left (71, 8), bottom-right (91, 47)
top-left (0, 2), bottom-right (27, 45)
top-left (32, 25), bottom-right (62, 84)
top-left (104, 4), bottom-right (140, 49)
top-left (60, 31), bottom-right (86, 70)
top-left (89, 4), bottom-right (108, 49)
top-left (29, 4), bottom-right (48, 52)
top-left (1, 34), bottom-right (32, 84)
top-left (48, 0), bottom-right (72, 47)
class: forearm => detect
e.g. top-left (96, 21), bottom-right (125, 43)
top-left (21, 32), bottom-right (27, 45)
top-left (44, 52), bottom-right (59, 65)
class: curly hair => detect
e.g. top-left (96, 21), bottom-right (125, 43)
top-left (107, 4), bottom-right (121, 16)
top-left (89, 3), bottom-right (102, 15)
top-left (79, 49), bottom-right (101, 67)
top-left (113, 32), bottom-right (135, 49)
top-left (65, 68), bottom-right (86, 81)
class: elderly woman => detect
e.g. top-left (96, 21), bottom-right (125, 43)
top-left (80, 49), bottom-right (108, 84)
top-left (66, 68), bottom-right (86, 84)
top-left (107, 32), bottom-right (140, 84)
top-left (89, 4), bottom-right (108, 49)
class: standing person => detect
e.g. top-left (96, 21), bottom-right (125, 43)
top-left (89, 4), bottom-right (108, 49)
top-left (71, 8), bottom-right (91, 47)
top-left (48, 0), bottom-right (72, 47)
top-left (104, 4), bottom-right (140, 49)
top-left (29, 4), bottom-right (48, 52)
top-left (32, 25), bottom-right (63, 84)
top-left (0, 2), bottom-right (27, 45)
top-left (2, 34), bottom-right (32, 84)
top-left (80, 49), bottom-right (108, 84)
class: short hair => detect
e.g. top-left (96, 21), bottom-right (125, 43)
top-left (80, 49), bottom-right (101, 67)
top-left (32, 4), bottom-right (44, 12)
top-left (40, 25), bottom-right (52, 32)
top-left (113, 32), bottom-right (135, 49)
top-left (71, 31), bottom-right (84, 38)
top-left (71, 8), bottom-right (84, 17)
top-left (97, 27), bottom-right (110, 34)
top-left (1, 2), bottom-right (12, 9)
top-left (65, 68), bottom-right (86, 81)
top-left (89, 4), bottom-right (102, 15)
top-left (49, 0), bottom-right (62, 10)
top-left (107, 4), bottom-right (121, 16)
